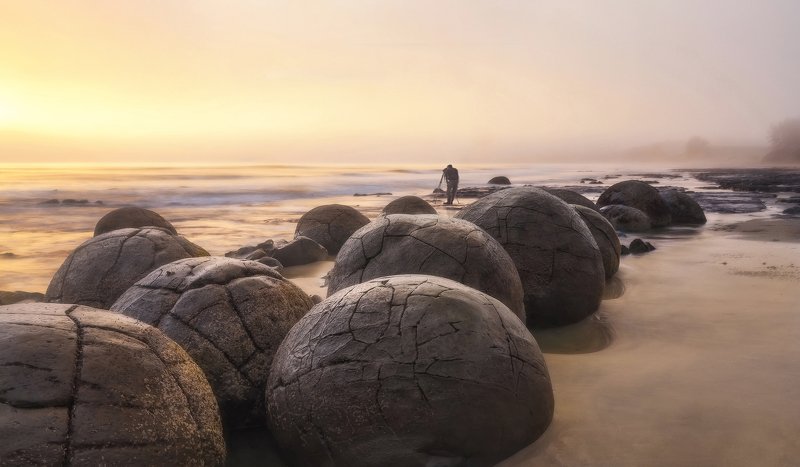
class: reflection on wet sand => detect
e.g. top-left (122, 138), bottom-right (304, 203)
top-left (532, 312), bottom-right (616, 355)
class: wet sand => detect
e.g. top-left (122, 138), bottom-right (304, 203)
top-left (501, 219), bottom-right (800, 466)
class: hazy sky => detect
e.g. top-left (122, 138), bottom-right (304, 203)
top-left (1, 0), bottom-right (798, 163)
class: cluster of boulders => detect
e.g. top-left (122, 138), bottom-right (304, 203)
top-left (597, 180), bottom-right (706, 231)
top-left (2, 180), bottom-right (704, 465)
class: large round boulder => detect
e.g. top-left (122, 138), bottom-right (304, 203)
top-left (597, 180), bottom-right (672, 227)
top-left (294, 204), bottom-right (370, 254)
top-left (94, 206), bottom-right (177, 236)
top-left (488, 176), bottom-right (511, 185)
top-left (266, 275), bottom-right (554, 467)
top-left (543, 188), bottom-right (599, 212)
top-left (455, 187), bottom-right (605, 327)
top-left (111, 257), bottom-right (314, 429)
top-left (381, 196), bottom-right (437, 215)
top-left (0, 303), bottom-right (225, 465)
top-left (327, 215), bottom-right (525, 321)
top-left (660, 189), bottom-right (707, 224)
top-left (599, 205), bottom-right (652, 232)
top-left (45, 227), bottom-right (209, 309)
top-left (572, 205), bottom-right (621, 279)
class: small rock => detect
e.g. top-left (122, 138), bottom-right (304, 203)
top-left (488, 176), bottom-right (511, 185)
top-left (256, 256), bottom-right (284, 272)
top-left (783, 206), bottom-right (800, 215)
top-left (620, 245), bottom-right (630, 256)
top-left (272, 236), bottom-right (328, 267)
top-left (629, 238), bottom-right (655, 254)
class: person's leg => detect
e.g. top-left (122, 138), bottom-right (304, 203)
top-left (446, 183), bottom-right (455, 204)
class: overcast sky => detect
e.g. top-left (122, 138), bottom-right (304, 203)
top-left (0, 0), bottom-right (798, 163)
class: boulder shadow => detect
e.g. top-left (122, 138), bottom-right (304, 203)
top-left (226, 428), bottom-right (288, 467)
top-left (531, 312), bottom-right (615, 355)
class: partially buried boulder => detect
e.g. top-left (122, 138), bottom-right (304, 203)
top-left (572, 205), bottom-right (621, 278)
top-left (629, 238), bottom-right (656, 254)
top-left (111, 257), bottom-right (313, 429)
top-left (0, 303), bottom-right (225, 465)
top-left (488, 176), bottom-right (511, 185)
top-left (271, 236), bottom-right (328, 267)
top-left (45, 227), bottom-right (209, 309)
top-left (543, 188), bottom-right (599, 212)
top-left (94, 206), bottom-right (177, 236)
top-left (597, 180), bottom-right (672, 227)
top-left (327, 214), bottom-right (525, 321)
top-left (660, 189), bottom-right (707, 224)
top-left (455, 187), bottom-right (605, 327)
top-left (599, 205), bottom-right (653, 232)
top-left (266, 275), bottom-right (554, 467)
top-left (381, 196), bottom-right (437, 215)
top-left (295, 204), bottom-right (369, 254)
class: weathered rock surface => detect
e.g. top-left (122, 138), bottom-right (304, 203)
top-left (295, 204), bottom-right (370, 254)
top-left (0, 303), bottom-right (225, 465)
top-left (660, 189), bottom-right (707, 224)
top-left (94, 207), bottom-right (178, 236)
top-left (488, 176), bottom-right (511, 185)
top-left (45, 227), bottom-right (209, 309)
top-left (328, 215), bottom-right (526, 321)
top-left (111, 257), bottom-right (313, 429)
top-left (271, 236), bottom-right (328, 267)
top-left (0, 290), bottom-right (44, 305)
top-left (381, 196), bottom-right (437, 215)
top-left (543, 188), bottom-right (599, 212)
top-left (266, 275), bottom-right (554, 467)
top-left (573, 205), bottom-right (621, 279)
top-left (599, 205), bottom-right (653, 232)
top-left (629, 239), bottom-right (656, 254)
top-left (597, 180), bottom-right (672, 227)
top-left (455, 187), bottom-right (605, 327)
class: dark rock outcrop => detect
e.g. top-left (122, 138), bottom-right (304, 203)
top-left (543, 188), bottom-right (599, 212)
top-left (488, 176), bottom-right (511, 185)
top-left (0, 303), bottom-right (225, 465)
top-left (629, 239), bottom-right (656, 254)
top-left (295, 204), bottom-right (370, 254)
top-left (271, 236), bottom-right (328, 267)
top-left (455, 187), bottom-right (605, 327)
top-left (111, 257), bottom-right (313, 429)
top-left (45, 227), bottom-right (208, 309)
top-left (783, 206), bottom-right (800, 215)
top-left (599, 205), bottom-right (652, 232)
top-left (660, 189), bottom-right (707, 224)
top-left (573, 205), bottom-right (621, 279)
top-left (597, 180), bottom-right (672, 227)
top-left (266, 275), bottom-right (554, 467)
top-left (0, 290), bottom-right (44, 305)
top-left (381, 196), bottom-right (437, 215)
top-left (327, 215), bottom-right (526, 321)
top-left (94, 207), bottom-right (178, 236)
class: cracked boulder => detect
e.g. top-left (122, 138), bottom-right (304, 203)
top-left (599, 205), bottom-right (652, 232)
top-left (111, 257), bottom-right (314, 429)
top-left (660, 189), bottom-right (707, 224)
top-left (45, 227), bottom-right (209, 309)
top-left (597, 180), bottom-right (672, 227)
top-left (94, 206), bottom-right (178, 236)
top-left (328, 215), bottom-right (525, 322)
top-left (543, 188), bottom-right (599, 212)
top-left (266, 275), bottom-right (554, 467)
top-left (573, 205), bottom-right (621, 279)
top-left (381, 196), bottom-right (438, 215)
top-left (455, 187), bottom-right (605, 327)
top-left (295, 204), bottom-right (370, 254)
top-left (0, 303), bottom-right (225, 465)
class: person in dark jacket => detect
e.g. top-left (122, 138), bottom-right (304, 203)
top-left (441, 164), bottom-right (459, 205)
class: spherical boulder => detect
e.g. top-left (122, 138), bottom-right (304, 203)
top-left (599, 205), bottom-right (652, 232)
top-left (488, 176), bottom-right (511, 185)
top-left (94, 206), bottom-right (177, 236)
top-left (45, 227), bottom-right (209, 309)
top-left (572, 205), bottom-right (621, 279)
top-left (0, 303), bottom-right (225, 465)
top-left (660, 189), bottom-right (707, 224)
top-left (328, 214), bottom-right (525, 321)
top-left (543, 188), bottom-right (599, 212)
top-left (266, 275), bottom-right (554, 467)
top-left (111, 257), bottom-right (314, 429)
top-left (295, 204), bottom-right (370, 254)
top-left (455, 187), bottom-right (605, 327)
top-left (381, 196), bottom-right (437, 215)
top-left (597, 180), bottom-right (672, 227)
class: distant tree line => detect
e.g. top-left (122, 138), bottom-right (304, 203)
top-left (765, 118), bottom-right (800, 163)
